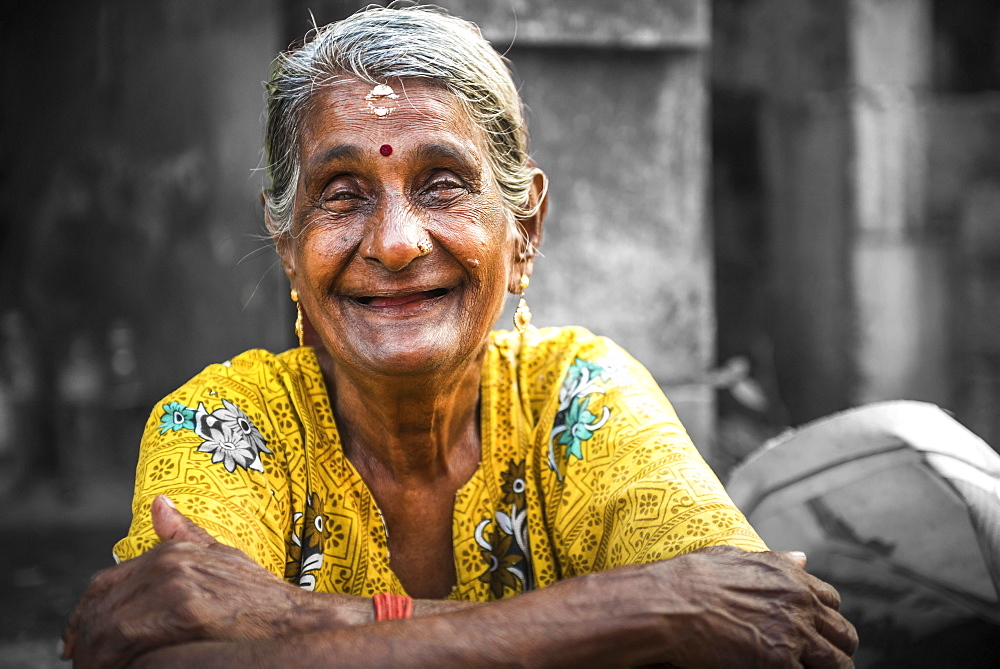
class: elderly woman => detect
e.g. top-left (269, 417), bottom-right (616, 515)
top-left (63, 6), bottom-right (856, 667)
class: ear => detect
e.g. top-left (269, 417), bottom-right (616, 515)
top-left (277, 237), bottom-right (296, 282)
top-left (509, 167), bottom-right (548, 293)
top-left (264, 194), bottom-right (296, 281)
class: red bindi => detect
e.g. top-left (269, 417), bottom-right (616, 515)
top-left (379, 144), bottom-right (393, 157)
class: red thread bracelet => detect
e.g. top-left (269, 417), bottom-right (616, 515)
top-left (373, 592), bottom-right (413, 621)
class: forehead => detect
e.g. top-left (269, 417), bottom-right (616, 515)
top-left (298, 78), bottom-right (486, 161)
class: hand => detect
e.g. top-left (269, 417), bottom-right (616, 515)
top-left (61, 495), bottom-right (343, 669)
top-left (604, 546), bottom-right (857, 668)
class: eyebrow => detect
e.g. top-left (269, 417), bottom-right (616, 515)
top-left (415, 143), bottom-right (483, 179)
top-left (413, 142), bottom-right (482, 172)
top-left (307, 144), bottom-right (363, 172)
top-left (306, 140), bottom-right (483, 176)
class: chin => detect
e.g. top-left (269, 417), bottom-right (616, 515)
top-left (353, 327), bottom-right (483, 377)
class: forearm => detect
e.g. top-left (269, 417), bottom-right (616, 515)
top-left (133, 576), bottom-right (657, 668)
top-left (75, 540), bottom-right (856, 668)
top-left (275, 590), bottom-right (482, 634)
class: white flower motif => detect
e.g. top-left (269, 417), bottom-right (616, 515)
top-left (194, 400), bottom-right (271, 473)
top-left (213, 398), bottom-right (270, 456)
top-left (557, 365), bottom-right (604, 412)
top-left (302, 551), bottom-right (323, 573)
top-left (299, 573), bottom-right (317, 591)
top-left (497, 506), bottom-right (530, 556)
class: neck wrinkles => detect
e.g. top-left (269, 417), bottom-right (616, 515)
top-left (318, 345), bottom-right (485, 486)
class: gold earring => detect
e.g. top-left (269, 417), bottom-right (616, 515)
top-left (290, 289), bottom-right (304, 347)
top-left (514, 274), bottom-right (531, 335)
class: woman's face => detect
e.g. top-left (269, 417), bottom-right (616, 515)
top-left (278, 78), bottom-right (538, 378)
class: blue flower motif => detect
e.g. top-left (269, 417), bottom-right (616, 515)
top-left (558, 395), bottom-right (599, 460)
top-left (159, 401), bottom-right (196, 434)
top-left (567, 357), bottom-right (608, 388)
top-left (547, 356), bottom-right (615, 477)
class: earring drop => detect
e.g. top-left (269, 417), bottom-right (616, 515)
top-left (290, 289), bottom-right (304, 347)
top-left (514, 274), bottom-right (532, 335)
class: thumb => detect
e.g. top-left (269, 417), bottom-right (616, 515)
top-left (151, 494), bottom-right (217, 547)
top-left (776, 550), bottom-right (808, 569)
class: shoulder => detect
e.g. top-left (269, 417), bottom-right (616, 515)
top-left (158, 347), bottom-right (319, 407)
top-left (491, 326), bottom-right (647, 390)
top-left (187, 347), bottom-right (314, 386)
top-left (491, 325), bottom-right (620, 359)
top-left (116, 348), bottom-right (318, 566)
top-left (144, 347), bottom-right (323, 474)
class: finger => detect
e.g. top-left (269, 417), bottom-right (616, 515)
top-left (801, 572), bottom-right (842, 611)
top-left (776, 550), bottom-right (808, 569)
top-left (799, 631), bottom-right (856, 669)
top-left (60, 625), bottom-right (73, 660)
top-left (814, 606), bottom-right (859, 657)
top-left (62, 585), bottom-right (94, 659)
top-left (151, 495), bottom-right (216, 547)
top-left (62, 565), bottom-right (130, 660)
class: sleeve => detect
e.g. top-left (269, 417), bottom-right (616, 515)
top-left (112, 354), bottom-right (295, 579)
top-left (541, 335), bottom-right (767, 577)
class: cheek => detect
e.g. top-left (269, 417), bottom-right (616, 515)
top-left (295, 229), bottom-right (356, 287)
top-left (434, 204), bottom-right (513, 272)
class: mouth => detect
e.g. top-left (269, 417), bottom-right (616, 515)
top-left (353, 287), bottom-right (449, 307)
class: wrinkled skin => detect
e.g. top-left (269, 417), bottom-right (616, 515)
top-left (608, 547), bottom-right (857, 668)
top-left (61, 496), bottom-right (358, 668)
top-left (62, 497), bottom-right (856, 668)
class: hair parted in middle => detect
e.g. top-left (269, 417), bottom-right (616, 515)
top-left (262, 4), bottom-right (540, 249)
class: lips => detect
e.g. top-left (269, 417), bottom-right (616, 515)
top-left (355, 288), bottom-right (448, 307)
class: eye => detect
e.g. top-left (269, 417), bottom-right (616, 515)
top-left (422, 171), bottom-right (469, 203)
top-left (320, 177), bottom-right (365, 212)
top-left (428, 177), bottom-right (463, 190)
top-left (327, 189), bottom-right (358, 201)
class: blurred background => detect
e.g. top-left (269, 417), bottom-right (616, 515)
top-left (2, 0), bottom-right (999, 665)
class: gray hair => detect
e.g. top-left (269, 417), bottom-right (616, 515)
top-left (263, 5), bottom-right (538, 243)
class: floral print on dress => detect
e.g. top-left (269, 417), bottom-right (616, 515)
top-left (194, 399), bottom-right (272, 473)
top-left (548, 357), bottom-right (612, 478)
top-left (476, 459), bottom-right (533, 598)
top-left (156, 398), bottom-right (272, 473)
top-left (286, 493), bottom-right (325, 590)
top-left (158, 401), bottom-right (196, 434)
top-left (499, 458), bottom-right (527, 508)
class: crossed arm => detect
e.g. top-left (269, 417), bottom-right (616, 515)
top-left (62, 495), bottom-right (857, 668)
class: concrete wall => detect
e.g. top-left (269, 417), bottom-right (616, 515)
top-left (929, 97), bottom-right (1000, 448)
top-left (731, 0), bottom-right (951, 422)
top-left (2, 0), bottom-right (285, 484)
top-left (713, 0), bottom-right (1000, 451)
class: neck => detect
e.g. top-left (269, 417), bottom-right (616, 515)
top-left (318, 346), bottom-right (486, 486)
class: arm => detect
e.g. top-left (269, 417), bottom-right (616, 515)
top-left (63, 496), bottom-right (480, 668)
top-left (135, 550), bottom-right (855, 669)
top-left (63, 497), bottom-right (856, 668)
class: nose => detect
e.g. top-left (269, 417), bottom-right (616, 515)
top-left (360, 199), bottom-right (429, 272)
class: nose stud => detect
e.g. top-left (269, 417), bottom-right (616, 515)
top-left (416, 240), bottom-right (431, 256)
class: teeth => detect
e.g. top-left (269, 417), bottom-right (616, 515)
top-left (352, 288), bottom-right (448, 307)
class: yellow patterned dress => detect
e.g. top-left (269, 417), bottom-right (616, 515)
top-left (114, 326), bottom-right (766, 600)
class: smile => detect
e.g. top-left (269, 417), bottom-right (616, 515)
top-left (353, 288), bottom-right (449, 307)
